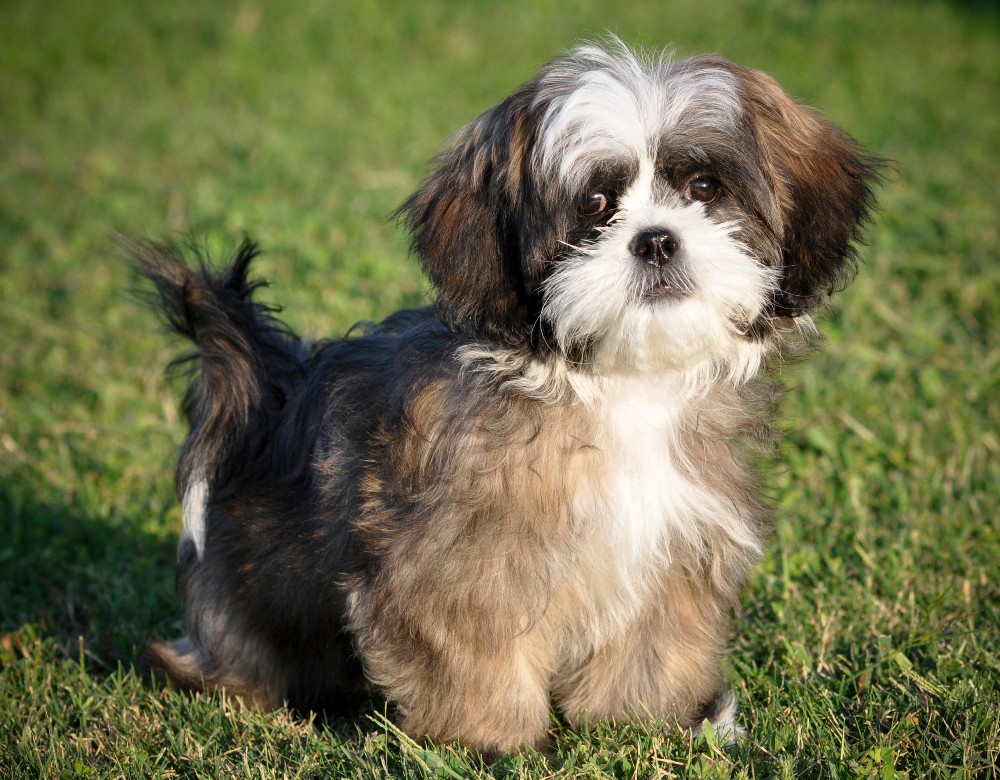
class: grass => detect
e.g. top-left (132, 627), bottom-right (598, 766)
top-left (1, 0), bottom-right (998, 776)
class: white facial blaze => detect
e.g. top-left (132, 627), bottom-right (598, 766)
top-left (536, 43), bottom-right (744, 194)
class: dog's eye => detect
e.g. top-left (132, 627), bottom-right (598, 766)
top-left (684, 176), bottom-right (720, 204)
top-left (579, 193), bottom-right (609, 216)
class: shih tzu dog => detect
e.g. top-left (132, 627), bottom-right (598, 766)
top-left (135, 40), bottom-right (880, 756)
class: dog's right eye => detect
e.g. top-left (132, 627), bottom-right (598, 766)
top-left (579, 193), bottom-right (609, 216)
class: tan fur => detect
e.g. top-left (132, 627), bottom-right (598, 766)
top-left (344, 378), bottom-right (597, 751)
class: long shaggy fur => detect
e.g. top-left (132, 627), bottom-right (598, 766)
top-left (136, 40), bottom-right (881, 756)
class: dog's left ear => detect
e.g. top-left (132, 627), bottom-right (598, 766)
top-left (397, 83), bottom-right (550, 347)
top-left (725, 62), bottom-right (883, 316)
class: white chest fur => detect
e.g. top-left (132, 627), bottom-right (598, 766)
top-left (563, 373), bottom-right (761, 643)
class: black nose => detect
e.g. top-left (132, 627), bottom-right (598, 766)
top-left (630, 229), bottom-right (679, 268)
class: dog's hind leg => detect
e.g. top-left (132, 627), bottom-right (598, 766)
top-left (146, 621), bottom-right (289, 709)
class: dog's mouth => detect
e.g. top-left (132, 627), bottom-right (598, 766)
top-left (641, 267), bottom-right (693, 301)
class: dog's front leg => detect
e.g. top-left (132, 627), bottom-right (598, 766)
top-left (553, 571), bottom-right (737, 737)
top-left (359, 625), bottom-right (554, 757)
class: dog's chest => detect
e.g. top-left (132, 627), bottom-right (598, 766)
top-left (559, 381), bottom-right (726, 638)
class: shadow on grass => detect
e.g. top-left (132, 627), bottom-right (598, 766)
top-left (0, 467), bottom-right (391, 734)
top-left (0, 472), bottom-right (178, 672)
top-left (942, 0), bottom-right (1000, 16)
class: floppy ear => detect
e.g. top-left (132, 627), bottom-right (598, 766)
top-left (727, 63), bottom-right (883, 316)
top-left (396, 83), bottom-right (550, 347)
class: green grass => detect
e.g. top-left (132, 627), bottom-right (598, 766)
top-left (1, 0), bottom-right (998, 776)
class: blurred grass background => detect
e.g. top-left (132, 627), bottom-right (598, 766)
top-left (1, 0), bottom-right (998, 777)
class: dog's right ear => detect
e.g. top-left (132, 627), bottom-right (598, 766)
top-left (715, 59), bottom-right (884, 317)
top-left (396, 83), bottom-right (549, 348)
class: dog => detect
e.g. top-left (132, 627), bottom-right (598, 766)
top-left (135, 40), bottom-right (880, 756)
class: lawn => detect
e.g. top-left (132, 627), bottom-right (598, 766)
top-left (1, 0), bottom-right (998, 777)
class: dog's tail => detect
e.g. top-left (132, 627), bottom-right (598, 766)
top-left (127, 238), bottom-right (306, 551)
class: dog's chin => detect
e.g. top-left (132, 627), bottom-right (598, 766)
top-left (640, 266), bottom-right (695, 302)
top-left (644, 283), bottom-right (688, 301)
top-left (588, 294), bottom-right (763, 377)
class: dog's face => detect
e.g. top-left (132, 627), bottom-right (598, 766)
top-left (399, 43), bottom-right (879, 374)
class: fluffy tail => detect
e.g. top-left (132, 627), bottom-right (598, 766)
top-left (128, 238), bottom-right (306, 529)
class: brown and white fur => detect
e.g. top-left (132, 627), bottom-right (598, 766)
top-left (135, 40), bottom-right (880, 756)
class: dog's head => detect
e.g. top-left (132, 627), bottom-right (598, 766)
top-left (398, 41), bottom-right (881, 373)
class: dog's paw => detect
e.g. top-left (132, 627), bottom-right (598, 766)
top-left (690, 689), bottom-right (744, 747)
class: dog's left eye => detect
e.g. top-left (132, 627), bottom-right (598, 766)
top-left (579, 193), bottom-right (609, 216)
top-left (684, 176), bottom-right (720, 204)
